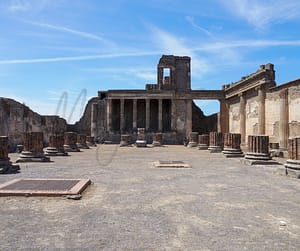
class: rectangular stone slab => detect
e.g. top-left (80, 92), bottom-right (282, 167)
top-left (153, 160), bottom-right (191, 168)
top-left (0, 178), bottom-right (91, 196)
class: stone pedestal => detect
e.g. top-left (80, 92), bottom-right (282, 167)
top-left (120, 134), bottom-right (132, 147)
top-left (188, 132), bottom-right (199, 148)
top-left (77, 134), bottom-right (89, 149)
top-left (16, 132), bottom-right (50, 163)
top-left (208, 132), bottom-right (223, 153)
top-left (64, 132), bottom-right (80, 152)
top-left (284, 137), bottom-right (300, 178)
top-left (135, 128), bottom-right (147, 147)
top-left (86, 136), bottom-right (96, 147)
top-left (198, 134), bottom-right (209, 150)
top-left (243, 135), bottom-right (277, 165)
top-left (45, 135), bottom-right (68, 156)
top-left (152, 133), bottom-right (163, 147)
top-left (222, 133), bottom-right (244, 157)
top-left (0, 136), bottom-right (20, 173)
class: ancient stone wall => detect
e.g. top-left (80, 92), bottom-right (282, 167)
top-left (228, 98), bottom-right (240, 133)
top-left (265, 92), bottom-right (280, 143)
top-left (0, 98), bottom-right (67, 151)
top-left (289, 86), bottom-right (300, 137)
top-left (245, 94), bottom-right (259, 136)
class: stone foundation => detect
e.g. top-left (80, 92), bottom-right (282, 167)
top-left (208, 132), bottom-right (223, 153)
top-left (16, 132), bottom-right (50, 163)
top-left (0, 136), bottom-right (20, 173)
top-left (222, 133), bottom-right (244, 157)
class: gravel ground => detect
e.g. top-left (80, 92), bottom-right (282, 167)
top-left (0, 145), bottom-right (299, 251)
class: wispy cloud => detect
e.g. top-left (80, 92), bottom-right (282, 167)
top-left (6, 0), bottom-right (61, 13)
top-left (220, 0), bottom-right (300, 28)
top-left (0, 51), bottom-right (160, 65)
top-left (185, 16), bottom-right (212, 36)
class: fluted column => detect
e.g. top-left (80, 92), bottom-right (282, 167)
top-left (208, 132), bottom-right (223, 152)
top-left (239, 93), bottom-right (246, 144)
top-left (133, 99), bottom-right (137, 131)
top-left (198, 134), bottom-right (209, 150)
top-left (146, 99), bottom-right (150, 132)
top-left (279, 89), bottom-right (289, 149)
top-left (120, 98), bottom-right (125, 133)
top-left (158, 99), bottom-right (163, 132)
top-left (257, 87), bottom-right (266, 135)
top-left (222, 133), bottom-right (243, 157)
top-left (285, 138), bottom-right (300, 177)
top-left (0, 136), bottom-right (19, 173)
top-left (188, 132), bottom-right (199, 147)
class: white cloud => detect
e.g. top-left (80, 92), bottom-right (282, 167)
top-left (6, 0), bottom-right (62, 13)
top-left (185, 16), bottom-right (212, 36)
top-left (220, 0), bottom-right (300, 28)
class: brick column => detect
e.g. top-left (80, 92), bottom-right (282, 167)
top-left (285, 137), bottom-right (300, 178)
top-left (17, 132), bottom-right (50, 162)
top-left (91, 103), bottom-right (98, 137)
top-left (219, 99), bottom-right (229, 134)
top-left (64, 132), bottom-right (80, 152)
top-left (146, 99), bottom-right (150, 132)
top-left (45, 135), bottom-right (67, 156)
top-left (158, 99), bottom-right (163, 132)
top-left (257, 87), bottom-right (266, 135)
top-left (171, 99), bottom-right (176, 131)
top-left (222, 133), bottom-right (243, 157)
top-left (152, 133), bottom-right (163, 147)
top-left (186, 99), bottom-right (192, 138)
top-left (106, 98), bottom-right (112, 133)
top-left (0, 136), bottom-right (19, 173)
top-left (279, 89), bottom-right (289, 149)
top-left (136, 128), bottom-right (147, 147)
top-left (77, 134), bottom-right (89, 149)
top-left (188, 132), bottom-right (199, 147)
top-left (120, 98), bottom-right (125, 133)
top-left (239, 93), bottom-right (246, 144)
top-left (120, 134), bottom-right (131, 147)
top-left (86, 136), bottom-right (96, 147)
top-left (198, 134), bottom-right (209, 150)
top-left (208, 132), bottom-right (223, 152)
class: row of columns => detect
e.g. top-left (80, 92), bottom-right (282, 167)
top-left (106, 98), bottom-right (173, 133)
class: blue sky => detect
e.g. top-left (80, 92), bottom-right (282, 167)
top-left (1, 0), bottom-right (300, 123)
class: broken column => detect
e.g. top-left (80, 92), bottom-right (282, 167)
top-left (222, 133), bottom-right (244, 157)
top-left (45, 135), bottom-right (68, 156)
top-left (16, 132), bottom-right (50, 162)
top-left (152, 133), bottom-right (163, 147)
top-left (188, 132), bottom-right (199, 148)
top-left (76, 134), bottom-right (89, 149)
top-left (0, 136), bottom-right (20, 173)
top-left (86, 136), bottom-right (96, 147)
top-left (64, 132), bottom-right (80, 152)
top-left (208, 132), bottom-right (223, 152)
top-left (135, 128), bottom-right (147, 147)
top-left (198, 134), bottom-right (209, 150)
top-left (243, 135), bottom-right (277, 165)
top-left (284, 137), bottom-right (300, 178)
top-left (120, 134), bottom-right (131, 147)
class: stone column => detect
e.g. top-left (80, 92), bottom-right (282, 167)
top-left (152, 133), bottom-right (163, 147)
top-left (285, 137), bottom-right (300, 178)
top-left (64, 132), bottom-right (80, 152)
top-left (77, 134), bottom-right (89, 149)
top-left (86, 136), bottom-right (96, 147)
top-left (219, 99), bottom-right (229, 134)
top-left (243, 135), bottom-right (277, 165)
top-left (106, 99), bottom-right (112, 133)
top-left (120, 134), bottom-right (131, 147)
top-left (186, 99), bottom-right (192, 138)
top-left (171, 99), bottom-right (176, 131)
top-left (17, 132), bottom-right (50, 162)
top-left (133, 99), bottom-right (137, 131)
top-left (279, 89), bottom-right (289, 149)
top-left (188, 132), bottom-right (199, 148)
top-left (0, 136), bottom-right (19, 173)
top-left (198, 134), bottom-right (209, 150)
top-left (158, 99), bottom-right (163, 132)
top-left (45, 135), bottom-right (67, 156)
top-left (120, 98), bottom-right (125, 133)
top-left (91, 103), bottom-right (98, 138)
top-left (146, 99), bottom-right (150, 132)
top-left (257, 87), bottom-right (266, 135)
top-left (239, 93), bottom-right (246, 144)
top-left (136, 128), bottom-right (147, 147)
top-left (222, 133), bottom-right (243, 157)
top-left (208, 132), bottom-right (223, 152)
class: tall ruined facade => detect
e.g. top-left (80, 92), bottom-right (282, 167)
top-left (90, 55), bottom-right (221, 144)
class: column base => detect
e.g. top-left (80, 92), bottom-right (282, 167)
top-left (64, 145), bottom-right (80, 152)
top-left (87, 142), bottom-right (97, 147)
top-left (45, 147), bottom-right (68, 156)
top-left (198, 144), bottom-right (208, 150)
top-left (241, 152), bottom-right (278, 165)
top-left (16, 151), bottom-right (50, 163)
top-left (208, 146), bottom-right (223, 153)
top-left (284, 159), bottom-right (300, 179)
top-left (187, 142), bottom-right (198, 148)
top-left (151, 141), bottom-right (162, 147)
top-left (76, 143), bottom-right (89, 149)
top-left (0, 159), bottom-right (20, 174)
top-left (222, 148), bottom-right (244, 158)
top-left (135, 140), bottom-right (147, 147)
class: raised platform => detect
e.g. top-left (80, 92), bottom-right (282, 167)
top-left (153, 160), bottom-right (191, 168)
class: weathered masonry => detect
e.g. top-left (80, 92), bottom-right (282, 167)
top-left (91, 55), bottom-right (224, 144)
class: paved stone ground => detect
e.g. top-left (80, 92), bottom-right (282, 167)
top-left (0, 145), bottom-right (299, 251)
